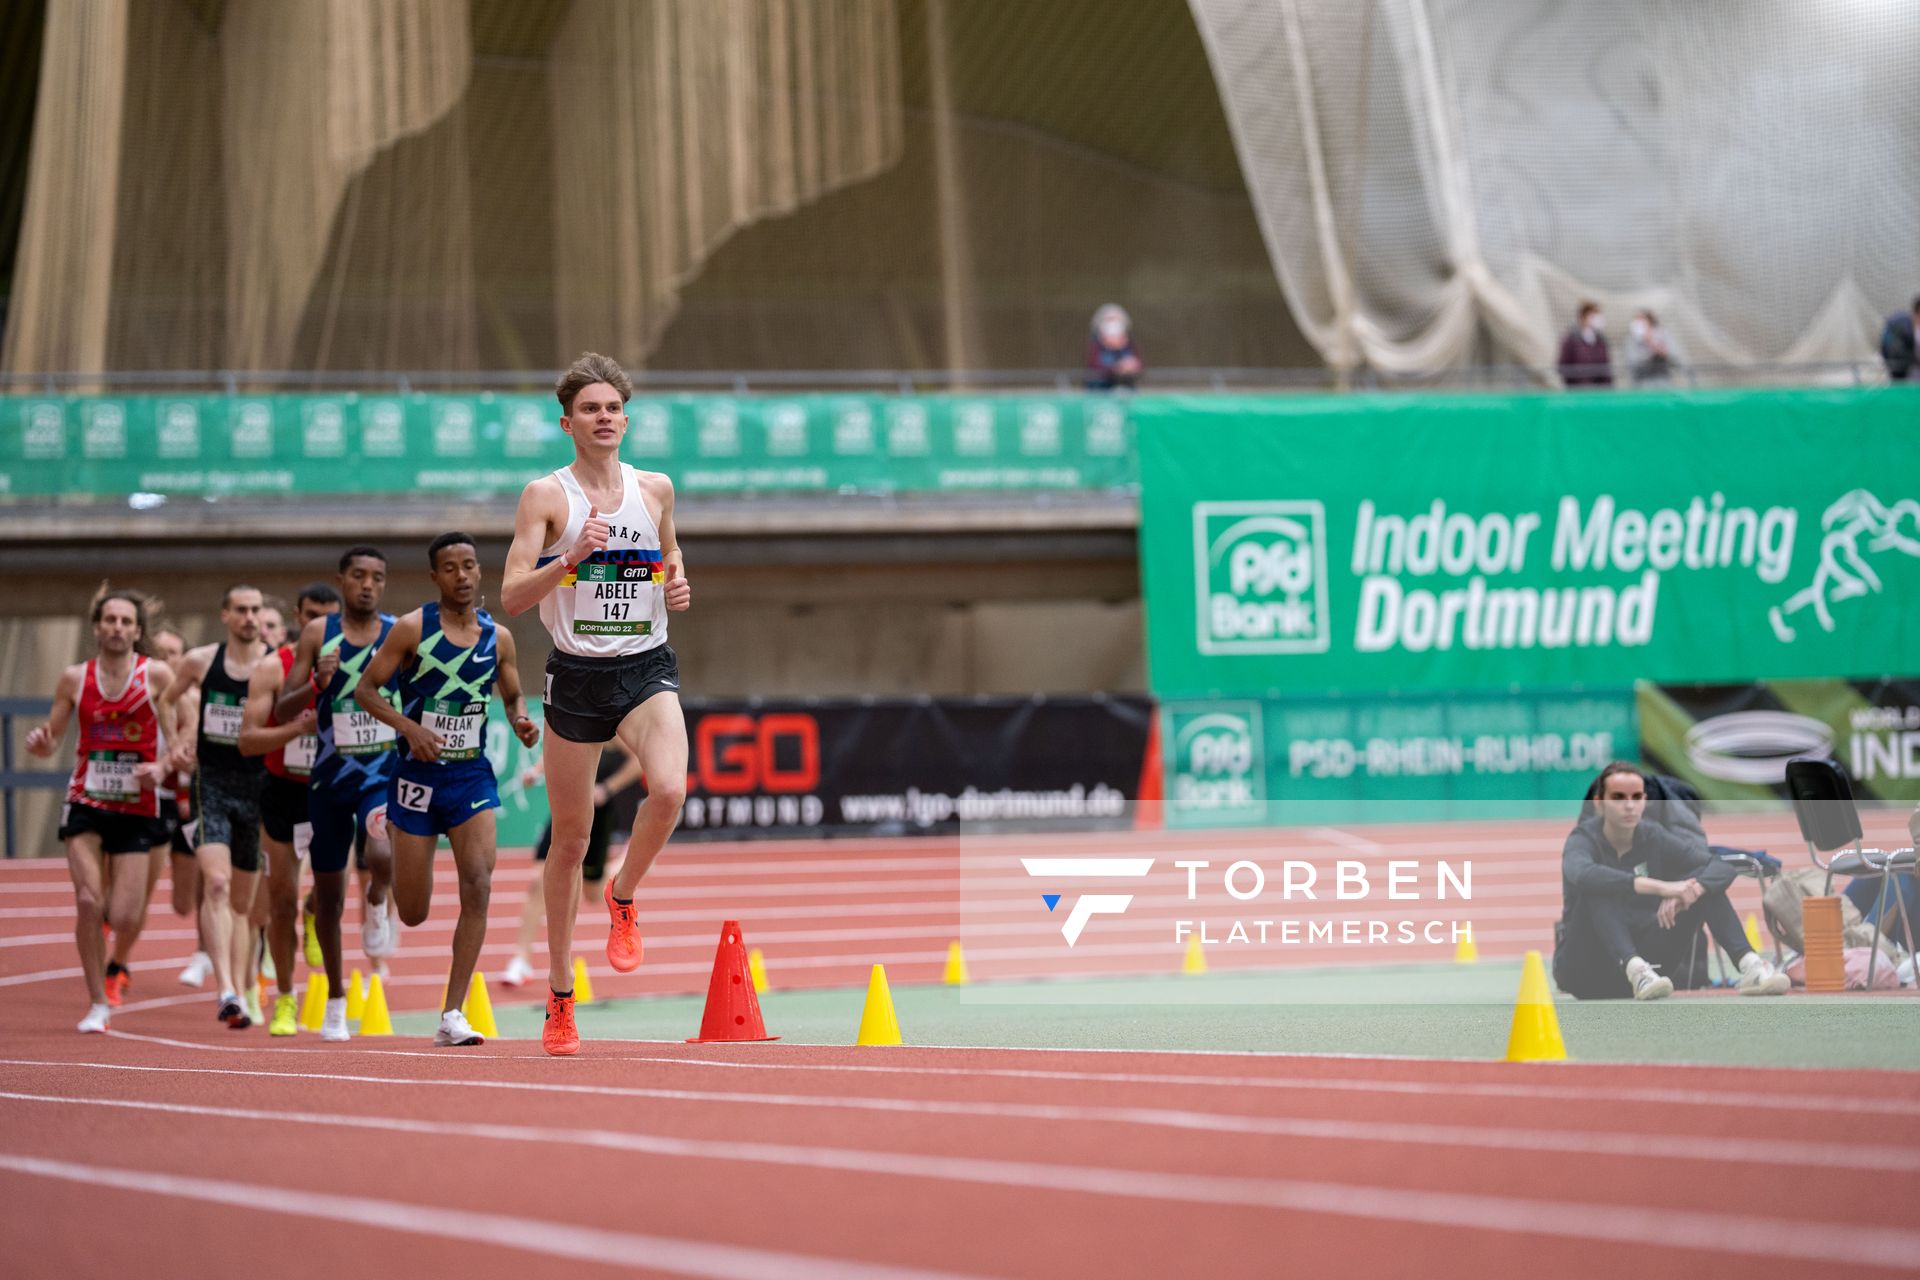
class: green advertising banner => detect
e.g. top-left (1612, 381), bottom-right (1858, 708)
top-left (1639, 676), bottom-right (1920, 805)
top-left (1162, 688), bottom-right (1636, 826)
top-left (0, 393), bottom-right (1135, 498)
top-left (1139, 389), bottom-right (1920, 698)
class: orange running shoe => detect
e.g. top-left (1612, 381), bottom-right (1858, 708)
top-left (542, 989), bottom-right (580, 1056)
top-left (604, 882), bottom-right (642, 973)
top-left (103, 970), bottom-right (129, 1007)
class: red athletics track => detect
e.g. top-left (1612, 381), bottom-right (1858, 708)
top-left (4, 825), bottom-right (1918, 1278)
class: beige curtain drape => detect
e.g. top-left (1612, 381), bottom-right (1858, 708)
top-left (548, 0), bottom-right (903, 363)
top-left (2, 0), bottom-right (129, 380)
top-left (4, 0), bottom-right (903, 377)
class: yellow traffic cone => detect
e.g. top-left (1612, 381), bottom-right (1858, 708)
top-left (1744, 913), bottom-right (1765, 953)
top-left (748, 947), bottom-right (769, 994)
top-left (572, 955), bottom-right (596, 1004)
top-left (1181, 934), bottom-right (1207, 975)
top-left (942, 941), bottom-right (969, 986)
top-left (345, 968), bottom-right (365, 1021)
top-left (300, 972), bottom-right (329, 1031)
top-left (358, 973), bottom-right (394, 1037)
top-left (1504, 950), bottom-right (1567, 1062)
top-left (1455, 924), bottom-right (1479, 964)
top-left (855, 964), bottom-right (902, 1046)
top-left (463, 972), bottom-right (500, 1038)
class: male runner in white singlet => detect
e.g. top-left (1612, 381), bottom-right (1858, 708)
top-left (502, 352), bottom-right (691, 1056)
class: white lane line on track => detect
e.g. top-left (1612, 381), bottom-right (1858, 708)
top-left (1, 924), bottom-right (1561, 992)
top-left (0, 1151), bottom-right (983, 1280)
top-left (0, 900), bottom-right (1574, 955)
top-left (0, 1095), bottom-right (1915, 1271)
top-left (88, 1029), bottom-right (1920, 1111)
top-left (1306, 827), bottom-right (1385, 854)
top-left (2, 1066), bottom-right (1914, 1173)
top-left (545, 1054), bottom-right (1920, 1120)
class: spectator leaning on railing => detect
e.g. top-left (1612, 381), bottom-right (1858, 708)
top-left (1625, 309), bottom-right (1679, 386)
top-left (1557, 301), bottom-right (1613, 388)
top-left (1084, 304), bottom-right (1143, 391)
top-left (1882, 295), bottom-right (1919, 381)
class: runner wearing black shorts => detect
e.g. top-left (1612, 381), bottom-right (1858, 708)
top-left (25, 587), bottom-right (184, 1032)
top-left (172, 586), bottom-right (271, 1028)
top-left (500, 352), bottom-right (692, 1055)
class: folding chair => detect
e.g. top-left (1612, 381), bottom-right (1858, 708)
top-left (1783, 758), bottom-right (1917, 989)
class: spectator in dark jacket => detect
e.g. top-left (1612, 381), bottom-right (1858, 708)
top-left (1557, 301), bottom-right (1612, 387)
top-left (1882, 296), bottom-right (1919, 381)
top-left (1554, 761), bottom-right (1789, 1000)
top-left (1085, 304), bottom-right (1143, 390)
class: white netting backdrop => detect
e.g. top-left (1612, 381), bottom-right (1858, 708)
top-left (1188, 0), bottom-right (1920, 376)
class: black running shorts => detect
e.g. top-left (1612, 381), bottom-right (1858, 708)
top-left (60, 803), bottom-right (156, 855)
top-left (543, 646), bottom-right (679, 744)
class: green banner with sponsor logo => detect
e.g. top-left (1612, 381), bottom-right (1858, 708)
top-left (1638, 677), bottom-right (1920, 805)
top-left (1162, 689), bottom-right (1636, 826)
top-left (0, 393), bottom-right (1135, 498)
top-left (1139, 389), bottom-right (1920, 698)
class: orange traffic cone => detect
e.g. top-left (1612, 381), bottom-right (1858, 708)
top-left (687, 920), bottom-right (779, 1044)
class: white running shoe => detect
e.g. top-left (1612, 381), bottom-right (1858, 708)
top-left (320, 997), bottom-right (351, 1042)
top-left (77, 1004), bottom-right (110, 1034)
top-left (1736, 954), bottom-right (1791, 996)
top-left (501, 955), bottom-right (534, 989)
top-left (434, 1009), bottom-right (485, 1047)
top-left (1627, 957), bottom-right (1673, 1002)
top-left (177, 951), bottom-right (213, 988)
top-left (362, 897), bottom-right (395, 958)
top-left (244, 987), bottom-right (264, 1026)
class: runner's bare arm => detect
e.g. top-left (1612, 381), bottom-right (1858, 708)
top-left (355, 610), bottom-right (437, 762)
top-left (158, 646), bottom-right (214, 768)
top-left (501, 476), bottom-right (577, 617)
top-left (238, 656), bottom-right (309, 756)
top-left (494, 626), bottom-right (540, 748)
top-left (272, 617), bottom-right (327, 725)
top-left (23, 665), bottom-right (83, 757)
top-left (653, 474), bottom-right (691, 612)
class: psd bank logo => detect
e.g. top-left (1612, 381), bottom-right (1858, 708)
top-left (1167, 703), bottom-right (1266, 824)
top-left (1193, 501), bottom-right (1330, 654)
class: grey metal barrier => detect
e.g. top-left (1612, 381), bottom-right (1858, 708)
top-left (0, 697), bottom-right (60, 859)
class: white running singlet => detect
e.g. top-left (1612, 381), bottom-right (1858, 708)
top-left (537, 464), bottom-right (669, 658)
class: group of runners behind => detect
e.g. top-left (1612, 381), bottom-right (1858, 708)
top-left (28, 353), bottom-right (690, 1056)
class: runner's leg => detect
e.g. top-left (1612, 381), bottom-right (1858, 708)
top-left (263, 833), bottom-right (300, 998)
top-left (391, 827), bottom-right (437, 927)
top-left (444, 809), bottom-right (498, 1013)
top-left (66, 835), bottom-right (110, 1005)
top-left (194, 843), bottom-right (238, 996)
top-left (541, 732), bottom-right (603, 991)
top-left (607, 692), bottom-right (688, 900)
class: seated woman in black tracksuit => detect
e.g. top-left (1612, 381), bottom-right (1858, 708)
top-left (1554, 761), bottom-right (1790, 1000)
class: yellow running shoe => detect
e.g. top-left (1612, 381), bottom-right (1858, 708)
top-left (269, 993), bottom-right (299, 1036)
top-left (303, 907), bottom-right (322, 969)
